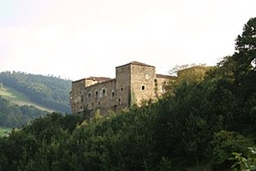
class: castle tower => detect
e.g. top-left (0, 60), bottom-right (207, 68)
top-left (115, 62), bottom-right (132, 110)
top-left (129, 62), bottom-right (156, 105)
top-left (115, 61), bottom-right (156, 109)
top-left (69, 79), bottom-right (86, 113)
top-left (70, 61), bottom-right (172, 114)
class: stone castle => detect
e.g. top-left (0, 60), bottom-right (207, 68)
top-left (69, 61), bottom-right (174, 114)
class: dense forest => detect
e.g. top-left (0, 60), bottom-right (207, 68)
top-left (0, 72), bottom-right (71, 113)
top-left (0, 18), bottom-right (255, 170)
top-left (0, 97), bottom-right (47, 128)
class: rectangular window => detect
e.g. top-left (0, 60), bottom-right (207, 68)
top-left (142, 85), bottom-right (145, 90)
top-left (111, 91), bottom-right (115, 100)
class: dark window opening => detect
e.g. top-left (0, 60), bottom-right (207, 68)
top-left (88, 93), bottom-right (91, 98)
top-left (118, 98), bottom-right (122, 104)
top-left (112, 91), bottom-right (115, 97)
top-left (121, 88), bottom-right (123, 91)
top-left (81, 95), bottom-right (84, 102)
top-left (92, 103), bottom-right (94, 106)
top-left (102, 89), bottom-right (106, 95)
top-left (95, 91), bottom-right (98, 97)
top-left (80, 106), bottom-right (83, 109)
top-left (142, 85), bottom-right (145, 90)
top-left (98, 101), bottom-right (101, 105)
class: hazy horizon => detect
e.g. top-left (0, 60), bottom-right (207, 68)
top-left (1, 0), bottom-right (256, 80)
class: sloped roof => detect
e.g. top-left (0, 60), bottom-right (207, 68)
top-left (116, 61), bottom-right (155, 68)
top-left (86, 76), bottom-right (112, 82)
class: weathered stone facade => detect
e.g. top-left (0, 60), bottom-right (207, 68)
top-left (69, 61), bottom-right (174, 114)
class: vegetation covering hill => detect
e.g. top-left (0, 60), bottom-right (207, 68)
top-left (0, 17), bottom-right (255, 171)
top-left (0, 97), bottom-right (47, 128)
top-left (0, 127), bottom-right (11, 137)
top-left (0, 85), bottom-right (52, 112)
top-left (0, 72), bottom-right (71, 113)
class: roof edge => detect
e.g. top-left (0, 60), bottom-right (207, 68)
top-left (116, 61), bottom-right (155, 68)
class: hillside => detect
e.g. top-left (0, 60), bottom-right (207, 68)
top-left (0, 71), bottom-right (72, 113)
top-left (0, 127), bottom-right (11, 137)
top-left (0, 97), bottom-right (48, 128)
top-left (0, 86), bottom-right (52, 112)
top-left (0, 17), bottom-right (255, 170)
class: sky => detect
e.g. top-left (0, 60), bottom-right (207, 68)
top-left (0, 0), bottom-right (256, 80)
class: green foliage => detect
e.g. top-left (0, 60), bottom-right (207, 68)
top-left (231, 147), bottom-right (256, 171)
top-left (0, 127), bottom-right (11, 137)
top-left (0, 97), bottom-right (47, 128)
top-left (0, 17), bottom-right (255, 171)
top-left (0, 71), bottom-right (71, 113)
top-left (157, 157), bottom-right (174, 171)
top-left (210, 131), bottom-right (253, 170)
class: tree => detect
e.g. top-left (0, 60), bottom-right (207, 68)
top-left (231, 147), bottom-right (256, 171)
top-left (231, 17), bottom-right (256, 132)
top-left (209, 131), bottom-right (253, 170)
top-left (233, 17), bottom-right (256, 87)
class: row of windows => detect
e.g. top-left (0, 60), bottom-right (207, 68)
top-left (87, 89), bottom-right (115, 99)
top-left (80, 97), bottom-right (122, 110)
top-left (84, 86), bottom-right (126, 101)
top-left (81, 88), bottom-right (115, 102)
top-left (81, 85), bottom-right (149, 102)
top-left (89, 97), bottom-right (122, 106)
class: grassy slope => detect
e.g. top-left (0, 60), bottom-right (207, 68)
top-left (0, 127), bottom-right (11, 137)
top-left (0, 86), bottom-right (53, 112)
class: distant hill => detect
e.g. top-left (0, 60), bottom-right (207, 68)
top-left (0, 96), bottom-right (48, 128)
top-left (0, 86), bottom-right (53, 112)
top-left (0, 71), bottom-right (72, 113)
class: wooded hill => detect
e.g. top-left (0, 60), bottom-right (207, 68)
top-left (0, 72), bottom-right (71, 113)
top-left (0, 17), bottom-right (255, 171)
top-left (0, 97), bottom-right (47, 128)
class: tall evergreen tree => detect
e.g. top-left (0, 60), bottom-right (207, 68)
top-left (234, 17), bottom-right (256, 87)
top-left (231, 17), bottom-right (256, 131)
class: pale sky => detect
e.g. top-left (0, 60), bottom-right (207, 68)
top-left (0, 0), bottom-right (255, 80)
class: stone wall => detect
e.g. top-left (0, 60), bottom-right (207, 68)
top-left (130, 63), bottom-right (156, 105)
top-left (69, 79), bottom-right (85, 113)
top-left (70, 61), bottom-right (174, 114)
top-left (115, 63), bottom-right (131, 109)
top-left (83, 79), bottom-right (117, 112)
top-left (155, 74), bottom-right (176, 96)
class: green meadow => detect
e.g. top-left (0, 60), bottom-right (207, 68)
top-left (0, 127), bottom-right (11, 137)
